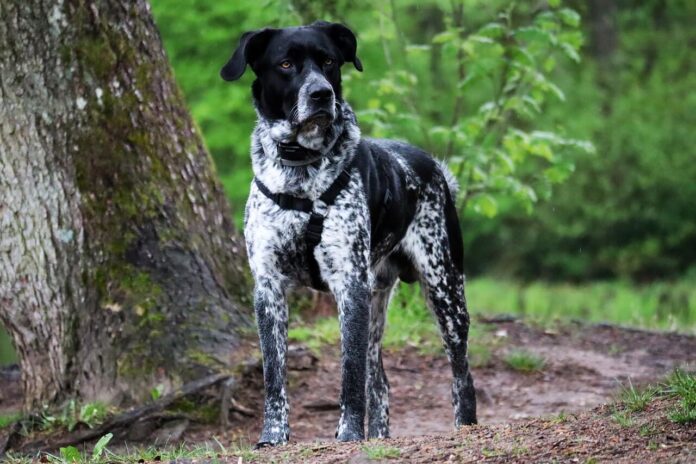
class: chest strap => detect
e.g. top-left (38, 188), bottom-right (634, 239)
top-left (254, 168), bottom-right (353, 289)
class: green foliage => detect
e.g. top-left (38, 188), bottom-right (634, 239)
top-left (40, 400), bottom-right (109, 432)
top-left (503, 349), bottom-right (546, 373)
top-left (150, 0), bottom-right (589, 227)
top-left (466, 2), bottom-right (696, 280)
top-left (467, 278), bottom-right (696, 333)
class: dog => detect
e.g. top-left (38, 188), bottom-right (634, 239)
top-left (220, 21), bottom-right (477, 447)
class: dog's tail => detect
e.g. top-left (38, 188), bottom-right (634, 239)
top-left (436, 159), bottom-right (460, 198)
top-left (437, 160), bottom-right (465, 274)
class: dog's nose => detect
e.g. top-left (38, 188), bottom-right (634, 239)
top-left (309, 86), bottom-right (333, 102)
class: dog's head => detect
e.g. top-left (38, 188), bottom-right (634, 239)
top-left (220, 21), bottom-right (362, 132)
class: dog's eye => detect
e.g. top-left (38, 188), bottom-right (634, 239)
top-left (324, 58), bottom-right (334, 66)
top-left (280, 60), bottom-right (292, 69)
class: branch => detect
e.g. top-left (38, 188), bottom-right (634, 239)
top-left (1, 373), bottom-right (232, 456)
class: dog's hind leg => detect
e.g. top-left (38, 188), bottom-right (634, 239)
top-left (401, 184), bottom-right (477, 427)
top-left (367, 275), bottom-right (397, 438)
top-left (253, 275), bottom-right (291, 447)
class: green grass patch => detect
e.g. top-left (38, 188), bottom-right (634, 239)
top-left (289, 281), bottom-right (500, 359)
top-left (619, 380), bottom-right (658, 412)
top-left (467, 278), bottom-right (696, 333)
top-left (0, 412), bottom-right (21, 428)
top-left (611, 410), bottom-right (634, 427)
top-left (503, 350), bottom-right (546, 373)
top-left (361, 442), bottom-right (401, 460)
top-left (663, 369), bottom-right (696, 424)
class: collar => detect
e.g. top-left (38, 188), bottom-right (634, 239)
top-left (277, 141), bottom-right (323, 167)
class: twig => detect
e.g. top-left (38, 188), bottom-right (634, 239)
top-left (2, 373), bottom-right (230, 456)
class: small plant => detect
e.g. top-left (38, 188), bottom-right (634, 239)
top-left (45, 433), bottom-right (112, 463)
top-left (504, 349), bottom-right (546, 373)
top-left (611, 410), bottom-right (634, 428)
top-left (361, 443), bottom-right (401, 460)
top-left (619, 379), bottom-right (657, 412)
top-left (40, 400), bottom-right (109, 432)
top-left (639, 424), bottom-right (656, 437)
top-left (150, 384), bottom-right (165, 401)
top-left (663, 369), bottom-right (696, 424)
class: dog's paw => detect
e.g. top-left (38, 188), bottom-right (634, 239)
top-left (256, 428), bottom-right (289, 448)
top-left (335, 428), bottom-right (364, 442)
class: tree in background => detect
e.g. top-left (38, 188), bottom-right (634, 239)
top-left (0, 0), bottom-right (252, 410)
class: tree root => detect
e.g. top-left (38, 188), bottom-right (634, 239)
top-left (0, 372), bottom-right (250, 456)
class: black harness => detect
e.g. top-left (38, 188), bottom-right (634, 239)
top-left (254, 142), bottom-right (354, 289)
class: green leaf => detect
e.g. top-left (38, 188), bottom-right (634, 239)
top-left (558, 8), bottom-right (581, 27)
top-left (60, 446), bottom-right (81, 463)
top-left (478, 22), bottom-right (506, 38)
top-left (150, 384), bottom-right (164, 401)
top-left (472, 194), bottom-right (498, 218)
top-left (515, 27), bottom-right (556, 46)
top-left (548, 0), bottom-right (561, 7)
top-left (559, 42), bottom-right (581, 63)
top-left (432, 30), bottom-right (458, 44)
top-left (92, 433), bottom-right (113, 460)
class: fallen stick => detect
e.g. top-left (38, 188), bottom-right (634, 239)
top-left (1, 373), bottom-right (231, 456)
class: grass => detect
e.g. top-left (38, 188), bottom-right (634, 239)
top-left (467, 278), bottom-right (696, 334)
top-left (0, 412), bottom-right (21, 428)
top-left (289, 282), bottom-right (500, 361)
top-left (619, 380), bottom-right (658, 412)
top-left (663, 369), bottom-right (696, 424)
top-left (609, 370), bottom-right (696, 428)
top-left (4, 277), bottom-right (696, 366)
top-left (503, 350), bottom-right (546, 373)
top-left (4, 440), bottom-right (256, 464)
top-left (361, 442), bottom-right (401, 460)
top-left (611, 410), bottom-right (634, 427)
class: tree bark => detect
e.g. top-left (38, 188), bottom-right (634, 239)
top-left (0, 0), bottom-right (252, 411)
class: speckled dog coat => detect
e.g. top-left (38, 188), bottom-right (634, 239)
top-left (221, 21), bottom-right (477, 447)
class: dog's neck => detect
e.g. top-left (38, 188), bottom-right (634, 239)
top-left (250, 101), bottom-right (361, 199)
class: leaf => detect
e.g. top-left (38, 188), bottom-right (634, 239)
top-left (150, 384), bottom-right (164, 401)
top-left (92, 433), bottom-right (113, 460)
top-left (432, 30), bottom-right (458, 44)
top-left (60, 446), bottom-right (81, 463)
top-left (478, 22), bottom-right (506, 38)
top-left (514, 27), bottom-right (556, 46)
top-left (472, 194), bottom-right (498, 218)
top-left (548, 0), bottom-right (561, 7)
top-left (558, 8), bottom-right (581, 27)
top-left (559, 42), bottom-right (581, 63)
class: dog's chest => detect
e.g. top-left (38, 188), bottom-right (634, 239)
top-left (244, 178), bottom-right (370, 285)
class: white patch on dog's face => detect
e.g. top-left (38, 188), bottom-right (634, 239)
top-left (296, 71), bottom-right (336, 122)
top-left (294, 71), bottom-right (336, 150)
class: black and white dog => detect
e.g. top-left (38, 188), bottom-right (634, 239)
top-left (221, 21), bottom-right (476, 447)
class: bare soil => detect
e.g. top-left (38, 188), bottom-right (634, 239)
top-left (193, 319), bottom-right (696, 444)
top-left (1, 319), bottom-right (695, 462)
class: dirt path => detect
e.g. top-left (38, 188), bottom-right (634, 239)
top-left (1, 320), bottom-right (694, 462)
top-left (204, 320), bottom-right (695, 444)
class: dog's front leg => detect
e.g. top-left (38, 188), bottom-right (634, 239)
top-left (253, 276), bottom-right (290, 447)
top-left (332, 280), bottom-right (370, 441)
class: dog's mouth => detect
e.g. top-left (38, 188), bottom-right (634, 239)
top-left (298, 110), bottom-right (334, 131)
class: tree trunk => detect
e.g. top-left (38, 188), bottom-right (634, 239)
top-left (0, 0), bottom-right (252, 411)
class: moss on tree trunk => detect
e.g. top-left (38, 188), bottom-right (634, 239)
top-left (0, 0), bottom-right (253, 410)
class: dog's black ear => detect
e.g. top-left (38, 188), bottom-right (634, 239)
top-left (314, 21), bottom-right (363, 72)
top-left (220, 29), bottom-right (276, 81)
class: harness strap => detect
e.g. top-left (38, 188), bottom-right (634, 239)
top-left (254, 165), bottom-right (353, 289)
